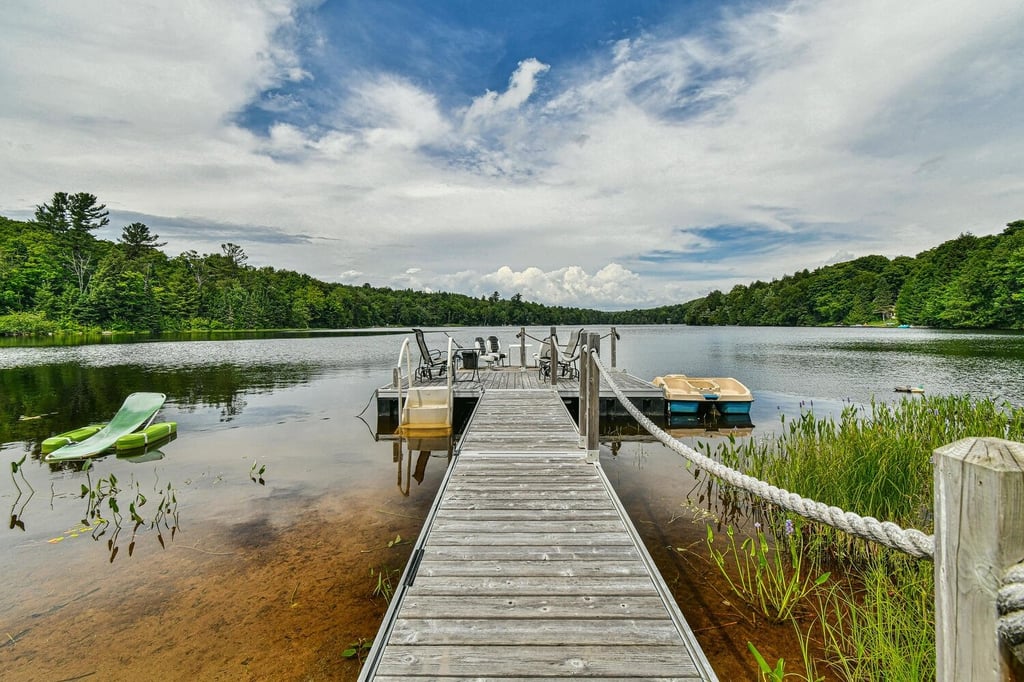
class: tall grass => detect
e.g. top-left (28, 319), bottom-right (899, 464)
top-left (700, 395), bottom-right (1024, 681)
top-left (815, 555), bottom-right (935, 681)
top-left (711, 395), bottom-right (1024, 528)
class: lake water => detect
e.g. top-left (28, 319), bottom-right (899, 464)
top-left (1, 325), bottom-right (1022, 679)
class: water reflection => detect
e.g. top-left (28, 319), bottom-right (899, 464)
top-left (0, 359), bottom-right (323, 450)
top-left (393, 431), bottom-right (454, 496)
top-left (9, 455), bottom-right (33, 531)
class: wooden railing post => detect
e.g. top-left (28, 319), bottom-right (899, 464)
top-left (578, 338), bottom-right (589, 448)
top-left (934, 437), bottom-right (1024, 681)
top-left (586, 332), bottom-right (600, 461)
top-left (549, 334), bottom-right (558, 386)
top-left (610, 327), bottom-right (618, 368)
top-left (519, 326), bottom-right (527, 370)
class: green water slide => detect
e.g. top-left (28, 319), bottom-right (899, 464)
top-left (44, 392), bottom-right (167, 461)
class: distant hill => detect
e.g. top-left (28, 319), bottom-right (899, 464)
top-left (657, 220), bottom-right (1024, 329)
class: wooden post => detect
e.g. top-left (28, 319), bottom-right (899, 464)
top-left (578, 337), bottom-right (589, 448)
top-left (586, 333), bottom-right (600, 461)
top-left (934, 437), bottom-right (1024, 682)
top-left (519, 326), bottom-right (527, 370)
top-left (610, 327), bottom-right (617, 369)
top-left (549, 335), bottom-right (558, 386)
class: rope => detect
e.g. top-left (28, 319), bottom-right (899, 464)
top-left (999, 562), bottom-right (1024, 661)
top-left (516, 331), bottom-right (547, 344)
top-left (589, 350), bottom-right (935, 559)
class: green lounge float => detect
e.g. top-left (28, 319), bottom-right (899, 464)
top-left (44, 392), bottom-right (167, 462)
top-left (41, 424), bottom-right (107, 454)
top-left (115, 422), bottom-right (176, 452)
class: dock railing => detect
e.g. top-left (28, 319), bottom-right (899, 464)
top-left (516, 326), bottom-right (620, 386)
top-left (581, 340), bottom-right (1024, 681)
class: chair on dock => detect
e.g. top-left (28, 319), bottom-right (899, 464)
top-left (486, 336), bottom-right (507, 366)
top-left (474, 337), bottom-right (500, 368)
top-left (413, 328), bottom-right (448, 381)
top-left (559, 328), bottom-right (583, 377)
top-left (538, 330), bottom-right (582, 380)
top-left (560, 328), bottom-right (584, 359)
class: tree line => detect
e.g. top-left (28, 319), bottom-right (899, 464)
top-left (668, 220), bottom-right (1024, 329)
top-left (0, 192), bottom-right (629, 334)
top-left (1, 192), bottom-right (1021, 333)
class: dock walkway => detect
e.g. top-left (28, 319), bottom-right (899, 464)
top-left (360, 389), bottom-right (716, 680)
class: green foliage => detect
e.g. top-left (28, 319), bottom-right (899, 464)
top-left (748, 642), bottom-right (786, 681)
top-left (674, 220), bottom-right (1024, 329)
top-left (708, 395), bottom-right (1024, 530)
top-left (0, 312), bottom-right (57, 335)
top-left (341, 637), bottom-right (373, 662)
top-left (815, 556), bottom-right (934, 681)
top-left (706, 520), bottom-right (830, 623)
top-left (700, 397), bottom-right (1017, 680)
top-left (4, 194), bottom-right (1023, 332)
top-left (370, 565), bottom-right (400, 603)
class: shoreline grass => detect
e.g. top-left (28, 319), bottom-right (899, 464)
top-left (699, 395), bottom-right (1024, 680)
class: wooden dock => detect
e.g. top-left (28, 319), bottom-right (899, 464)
top-left (360, 389), bottom-right (717, 680)
top-left (376, 363), bottom-right (667, 424)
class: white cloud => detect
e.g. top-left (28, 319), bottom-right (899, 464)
top-left (0, 0), bottom-right (1022, 309)
top-left (463, 58), bottom-right (550, 130)
top-left (349, 75), bottom-right (452, 149)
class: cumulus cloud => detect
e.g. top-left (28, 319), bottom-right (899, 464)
top-left (1, 0), bottom-right (1022, 309)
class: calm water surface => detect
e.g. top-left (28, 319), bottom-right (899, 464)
top-left (1, 325), bottom-right (1022, 679)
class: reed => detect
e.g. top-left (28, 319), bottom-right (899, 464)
top-left (706, 518), bottom-right (829, 623)
top-left (707, 395), bottom-right (1021, 679)
top-left (713, 395), bottom-right (1024, 529)
top-left (813, 555), bottom-right (934, 681)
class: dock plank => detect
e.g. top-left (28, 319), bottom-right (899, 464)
top-left (374, 645), bottom-right (702, 678)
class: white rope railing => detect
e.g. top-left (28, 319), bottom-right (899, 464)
top-left (999, 562), bottom-right (1024, 661)
top-left (590, 350), bottom-right (936, 559)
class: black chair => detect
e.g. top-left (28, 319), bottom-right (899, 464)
top-left (412, 328), bottom-right (447, 380)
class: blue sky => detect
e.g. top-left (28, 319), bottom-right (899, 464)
top-left (1, 0), bottom-right (1022, 309)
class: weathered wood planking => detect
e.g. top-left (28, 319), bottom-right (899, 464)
top-left (458, 390), bottom-right (581, 452)
top-left (360, 389), bottom-right (716, 680)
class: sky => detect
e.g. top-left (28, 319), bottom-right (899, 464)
top-left (1, 0), bottom-right (1022, 310)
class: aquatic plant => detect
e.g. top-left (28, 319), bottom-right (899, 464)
top-left (706, 519), bottom-right (830, 623)
top-left (249, 459), bottom-right (266, 485)
top-left (711, 395), bottom-right (1024, 531)
top-left (748, 642), bottom-right (785, 681)
top-left (698, 395), bottom-right (1003, 680)
top-left (370, 565), bottom-right (400, 603)
top-left (813, 555), bottom-right (934, 681)
top-left (78, 461), bottom-right (179, 561)
top-left (342, 637), bottom-right (372, 663)
top-left (8, 454), bottom-right (34, 531)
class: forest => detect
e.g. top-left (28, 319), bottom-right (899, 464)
top-left (673, 220), bottom-right (1024, 329)
top-left (1, 192), bottom-right (1022, 333)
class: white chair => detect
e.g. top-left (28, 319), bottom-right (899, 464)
top-left (487, 336), bottom-right (507, 366)
top-left (474, 337), bottom-right (500, 368)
